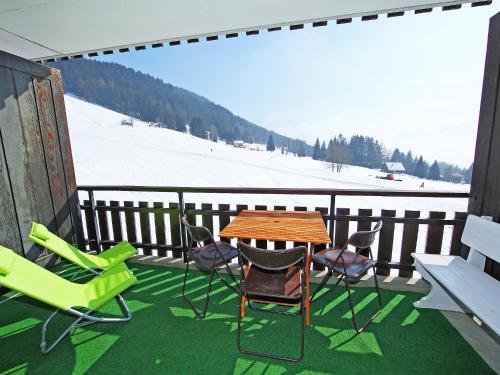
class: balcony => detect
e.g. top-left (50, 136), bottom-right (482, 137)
top-left (3, 185), bottom-right (498, 374)
top-left (1, 258), bottom-right (497, 374)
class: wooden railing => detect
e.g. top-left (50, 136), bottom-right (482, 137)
top-left (77, 185), bottom-right (469, 277)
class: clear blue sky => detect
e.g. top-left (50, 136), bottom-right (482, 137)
top-left (96, 3), bottom-right (500, 168)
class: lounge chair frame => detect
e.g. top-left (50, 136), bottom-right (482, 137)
top-left (41, 295), bottom-right (132, 354)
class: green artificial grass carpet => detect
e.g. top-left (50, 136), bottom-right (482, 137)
top-left (0, 262), bottom-right (494, 375)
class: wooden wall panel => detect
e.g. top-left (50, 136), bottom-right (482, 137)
top-left (50, 70), bottom-right (85, 248)
top-left (0, 130), bottom-right (22, 253)
top-left (0, 68), bottom-right (54, 259)
top-left (468, 12), bottom-right (500, 280)
top-left (33, 77), bottom-right (73, 243)
top-left (0, 50), bottom-right (83, 263)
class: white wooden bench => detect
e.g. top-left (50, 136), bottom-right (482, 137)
top-left (412, 214), bottom-right (500, 336)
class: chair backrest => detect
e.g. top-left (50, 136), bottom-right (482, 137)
top-left (346, 220), bottom-right (383, 250)
top-left (182, 217), bottom-right (214, 246)
top-left (29, 222), bottom-right (97, 270)
top-left (237, 242), bottom-right (306, 270)
top-left (462, 215), bottom-right (500, 265)
top-left (0, 245), bottom-right (76, 311)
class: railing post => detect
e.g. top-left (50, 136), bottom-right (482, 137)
top-left (88, 189), bottom-right (101, 253)
top-left (178, 191), bottom-right (188, 262)
top-left (329, 194), bottom-right (336, 247)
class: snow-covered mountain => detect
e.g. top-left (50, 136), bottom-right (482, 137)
top-left (66, 95), bottom-right (468, 213)
top-left (66, 94), bottom-right (470, 260)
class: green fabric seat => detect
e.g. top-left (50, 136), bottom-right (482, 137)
top-left (0, 245), bottom-right (137, 353)
top-left (29, 222), bottom-right (137, 271)
top-left (0, 245), bottom-right (137, 311)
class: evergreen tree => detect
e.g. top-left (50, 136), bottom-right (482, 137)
top-left (326, 139), bottom-right (335, 171)
top-left (190, 116), bottom-right (208, 138)
top-left (428, 161), bottom-right (441, 180)
top-left (297, 142), bottom-right (306, 157)
top-left (320, 141), bottom-right (327, 161)
top-left (403, 151), bottom-right (415, 173)
top-left (391, 148), bottom-right (402, 162)
top-left (414, 156), bottom-right (428, 178)
top-left (312, 138), bottom-right (321, 160)
top-left (267, 134), bottom-right (276, 152)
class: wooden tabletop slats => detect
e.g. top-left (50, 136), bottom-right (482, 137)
top-left (219, 210), bottom-right (331, 244)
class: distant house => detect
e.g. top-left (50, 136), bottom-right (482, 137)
top-left (233, 140), bottom-right (245, 148)
top-left (383, 162), bottom-right (405, 173)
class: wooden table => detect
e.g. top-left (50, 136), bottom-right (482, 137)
top-left (219, 210), bottom-right (331, 326)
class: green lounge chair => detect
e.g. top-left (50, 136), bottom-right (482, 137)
top-left (0, 245), bottom-right (137, 353)
top-left (29, 222), bottom-right (137, 275)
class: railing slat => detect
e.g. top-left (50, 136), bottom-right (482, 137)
top-left (168, 202), bottom-right (182, 258)
top-left (313, 206), bottom-right (328, 270)
top-left (201, 203), bottom-right (214, 234)
top-left (96, 200), bottom-right (110, 251)
top-left (293, 206), bottom-right (307, 248)
top-left (139, 201), bottom-right (152, 255)
top-left (335, 207), bottom-right (350, 247)
top-left (83, 199), bottom-right (98, 251)
top-left (450, 211), bottom-right (467, 256)
top-left (154, 202), bottom-right (167, 257)
top-left (425, 211), bottom-right (446, 255)
top-left (255, 205), bottom-right (268, 249)
top-left (273, 205), bottom-right (286, 249)
top-left (236, 204), bottom-right (250, 245)
top-left (110, 200), bottom-right (123, 242)
top-left (357, 208), bottom-right (373, 256)
top-left (219, 203), bottom-right (231, 243)
top-left (185, 203), bottom-right (196, 226)
top-left (377, 209), bottom-right (396, 276)
top-left (399, 210), bottom-right (420, 277)
top-left (124, 201), bottom-right (137, 245)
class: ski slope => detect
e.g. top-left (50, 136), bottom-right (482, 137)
top-left (66, 95), bottom-right (469, 260)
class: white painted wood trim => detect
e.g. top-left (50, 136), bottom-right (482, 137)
top-left (413, 260), bottom-right (466, 313)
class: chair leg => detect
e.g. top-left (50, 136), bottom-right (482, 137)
top-left (343, 267), bottom-right (383, 334)
top-left (237, 292), bottom-right (305, 362)
top-left (214, 267), bottom-right (238, 294)
top-left (41, 295), bottom-right (133, 354)
top-left (182, 261), bottom-right (215, 319)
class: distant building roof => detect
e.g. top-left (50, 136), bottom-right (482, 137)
top-left (384, 162), bottom-right (405, 172)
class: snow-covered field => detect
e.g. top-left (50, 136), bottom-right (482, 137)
top-left (66, 95), bottom-right (469, 265)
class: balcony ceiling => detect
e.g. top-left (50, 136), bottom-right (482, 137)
top-left (0, 0), bottom-right (491, 61)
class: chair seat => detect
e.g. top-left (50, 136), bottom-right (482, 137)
top-left (191, 241), bottom-right (238, 271)
top-left (312, 248), bottom-right (375, 279)
top-left (243, 265), bottom-right (302, 303)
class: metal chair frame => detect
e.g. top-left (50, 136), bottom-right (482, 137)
top-left (182, 218), bottom-right (238, 319)
top-left (310, 221), bottom-right (384, 333)
top-left (41, 294), bottom-right (132, 354)
top-left (237, 243), bottom-right (307, 362)
top-left (40, 265), bottom-right (132, 354)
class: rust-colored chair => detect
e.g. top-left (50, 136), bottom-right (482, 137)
top-left (237, 242), bottom-right (307, 362)
top-left (311, 220), bottom-right (383, 333)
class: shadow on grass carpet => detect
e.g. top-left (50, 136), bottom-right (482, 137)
top-left (0, 262), bottom-right (494, 375)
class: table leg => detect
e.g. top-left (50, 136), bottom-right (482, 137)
top-left (306, 242), bottom-right (313, 327)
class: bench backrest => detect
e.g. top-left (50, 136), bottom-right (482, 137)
top-left (461, 215), bottom-right (500, 269)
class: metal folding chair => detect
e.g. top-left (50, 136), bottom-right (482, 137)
top-left (181, 217), bottom-right (239, 318)
top-left (237, 242), bottom-right (307, 362)
top-left (310, 220), bottom-right (383, 333)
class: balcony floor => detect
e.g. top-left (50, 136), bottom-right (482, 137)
top-left (0, 262), bottom-right (495, 375)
